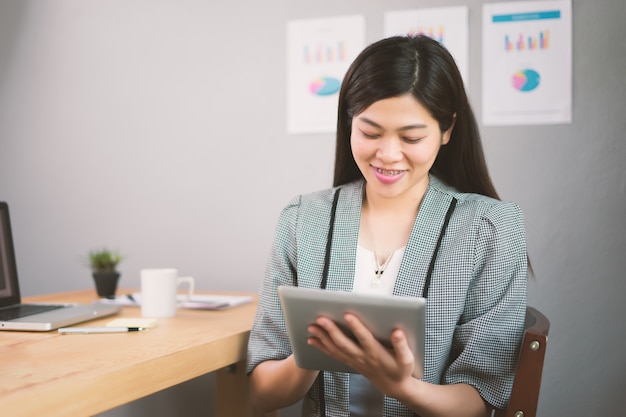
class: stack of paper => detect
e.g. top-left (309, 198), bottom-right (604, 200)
top-left (96, 292), bottom-right (253, 310)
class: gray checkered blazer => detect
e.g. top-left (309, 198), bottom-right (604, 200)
top-left (247, 175), bottom-right (527, 416)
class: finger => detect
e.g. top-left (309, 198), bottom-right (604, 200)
top-left (390, 328), bottom-right (415, 370)
top-left (311, 316), bottom-right (361, 354)
top-left (343, 313), bottom-right (380, 350)
top-left (307, 323), bottom-right (337, 360)
top-left (307, 322), bottom-right (331, 346)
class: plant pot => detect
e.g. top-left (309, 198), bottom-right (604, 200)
top-left (92, 272), bottom-right (121, 299)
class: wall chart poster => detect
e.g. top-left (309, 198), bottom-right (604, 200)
top-left (286, 15), bottom-right (365, 134)
top-left (482, 0), bottom-right (572, 126)
top-left (384, 6), bottom-right (469, 88)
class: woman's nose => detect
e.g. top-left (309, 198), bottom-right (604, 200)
top-left (376, 137), bottom-right (403, 162)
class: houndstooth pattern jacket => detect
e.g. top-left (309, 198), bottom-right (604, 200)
top-left (247, 175), bottom-right (528, 417)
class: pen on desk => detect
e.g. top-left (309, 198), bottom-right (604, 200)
top-left (58, 327), bottom-right (147, 334)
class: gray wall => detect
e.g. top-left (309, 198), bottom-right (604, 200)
top-left (0, 1), bottom-right (624, 416)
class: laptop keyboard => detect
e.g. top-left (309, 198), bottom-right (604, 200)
top-left (0, 304), bottom-right (66, 320)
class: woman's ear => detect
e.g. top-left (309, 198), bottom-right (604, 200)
top-left (441, 113), bottom-right (457, 145)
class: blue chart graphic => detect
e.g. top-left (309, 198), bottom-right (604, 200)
top-left (309, 77), bottom-right (341, 96)
top-left (512, 69), bottom-right (540, 92)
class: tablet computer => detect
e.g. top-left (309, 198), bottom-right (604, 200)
top-left (278, 286), bottom-right (426, 378)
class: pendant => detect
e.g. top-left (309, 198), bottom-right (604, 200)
top-left (371, 270), bottom-right (383, 287)
top-left (371, 250), bottom-right (392, 288)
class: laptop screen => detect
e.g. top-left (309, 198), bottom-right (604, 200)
top-left (0, 202), bottom-right (21, 307)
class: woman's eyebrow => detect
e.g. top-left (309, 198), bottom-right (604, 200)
top-left (358, 116), bottom-right (428, 131)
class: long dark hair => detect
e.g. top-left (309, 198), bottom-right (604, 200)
top-left (333, 35), bottom-right (499, 200)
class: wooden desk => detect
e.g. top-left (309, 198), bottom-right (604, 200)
top-left (0, 289), bottom-right (264, 417)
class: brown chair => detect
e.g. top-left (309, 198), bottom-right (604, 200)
top-left (494, 306), bottom-right (550, 417)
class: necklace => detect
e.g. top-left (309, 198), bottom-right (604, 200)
top-left (371, 251), bottom-right (394, 287)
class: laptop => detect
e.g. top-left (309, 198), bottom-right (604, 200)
top-left (0, 202), bottom-right (120, 331)
top-left (278, 285), bottom-right (426, 378)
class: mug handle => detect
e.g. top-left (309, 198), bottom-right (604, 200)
top-left (177, 276), bottom-right (195, 304)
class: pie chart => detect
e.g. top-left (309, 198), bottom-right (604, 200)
top-left (309, 77), bottom-right (341, 96)
top-left (512, 69), bottom-right (540, 92)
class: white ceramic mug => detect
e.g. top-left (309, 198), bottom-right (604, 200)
top-left (140, 268), bottom-right (195, 318)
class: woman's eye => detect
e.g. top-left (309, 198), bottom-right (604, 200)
top-left (361, 131), bottom-right (380, 139)
top-left (403, 136), bottom-right (425, 144)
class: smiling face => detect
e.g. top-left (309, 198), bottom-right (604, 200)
top-left (350, 94), bottom-right (454, 203)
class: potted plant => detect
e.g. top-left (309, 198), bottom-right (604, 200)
top-left (87, 248), bottom-right (123, 299)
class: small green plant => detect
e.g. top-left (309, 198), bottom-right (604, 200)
top-left (87, 248), bottom-right (123, 273)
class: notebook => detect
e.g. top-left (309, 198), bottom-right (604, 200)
top-left (0, 202), bottom-right (120, 331)
top-left (278, 285), bottom-right (426, 378)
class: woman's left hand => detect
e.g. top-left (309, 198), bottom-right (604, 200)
top-left (307, 312), bottom-right (416, 393)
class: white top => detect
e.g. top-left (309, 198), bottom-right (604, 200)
top-left (352, 245), bottom-right (405, 295)
top-left (350, 245), bottom-right (406, 416)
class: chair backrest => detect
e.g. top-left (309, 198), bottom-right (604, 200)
top-left (494, 306), bottom-right (550, 417)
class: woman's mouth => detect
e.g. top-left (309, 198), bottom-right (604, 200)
top-left (372, 166), bottom-right (406, 184)
top-left (376, 167), bottom-right (404, 176)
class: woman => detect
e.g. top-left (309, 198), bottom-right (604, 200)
top-left (247, 35), bottom-right (527, 417)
